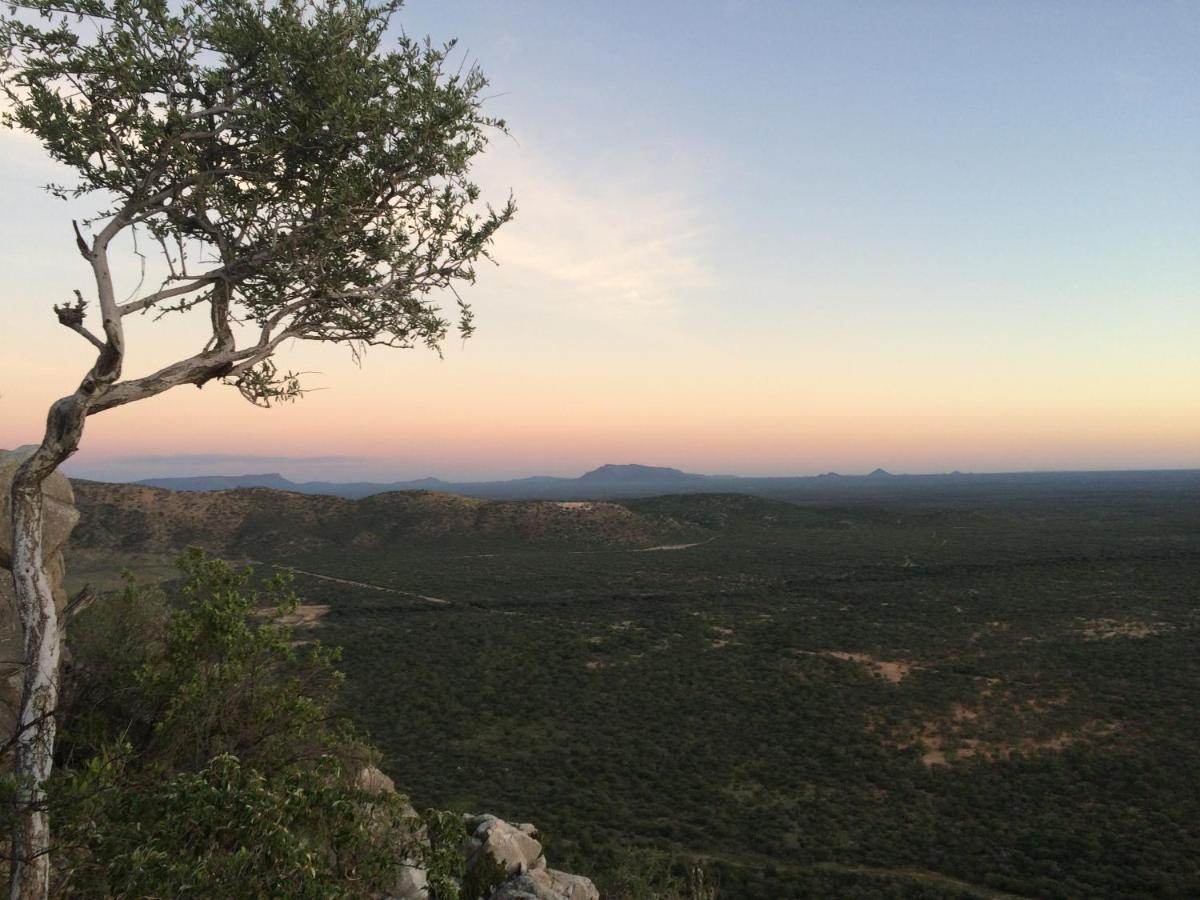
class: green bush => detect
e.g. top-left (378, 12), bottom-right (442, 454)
top-left (46, 551), bottom-right (421, 898)
top-left (601, 847), bottom-right (719, 900)
top-left (54, 750), bottom-right (415, 898)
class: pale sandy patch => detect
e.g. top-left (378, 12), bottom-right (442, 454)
top-left (883, 691), bottom-right (1121, 767)
top-left (633, 538), bottom-right (715, 552)
top-left (258, 604), bottom-right (330, 628)
top-left (795, 649), bottom-right (919, 684)
top-left (1081, 618), bottom-right (1172, 640)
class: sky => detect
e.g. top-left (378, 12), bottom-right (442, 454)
top-left (1, 0), bottom-right (1198, 482)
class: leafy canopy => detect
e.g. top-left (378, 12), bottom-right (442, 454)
top-left (1, 0), bottom-right (514, 404)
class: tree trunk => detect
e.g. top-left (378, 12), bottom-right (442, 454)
top-left (8, 403), bottom-right (86, 900)
top-left (8, 487), bottom-right (57, 900)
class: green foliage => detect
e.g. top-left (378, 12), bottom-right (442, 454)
top-left (602, 846), bottom-right (678, 899)
top-left (55, 569), bottom-right (167, 768)
top-left (54, 750), bottom-right (415, 898)
top-left (421, 809), bottom-right (468, 900)
top-left (459, 845), bottom-right (509, 900)
top-left (48, 552), bottom-right (421, 898)
top-left (61, 551), bottom-right (353, 775)
top-left (147, 551), bottom-right (348, 772)
top-left (0, 0), bottom-right (514, 402)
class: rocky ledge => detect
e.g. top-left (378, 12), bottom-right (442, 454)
top-left (460, 814), bottom-right (598, 900)
top-left (361, 766), bottom-right (599, 900)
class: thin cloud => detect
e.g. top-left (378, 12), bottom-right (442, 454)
top-left (480, 144), bottom-right (713, 318)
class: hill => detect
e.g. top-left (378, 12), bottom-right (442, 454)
top-left (68, 481), bottom-right (710, 588)
top-left (576, 463), bottom-right (706, 485)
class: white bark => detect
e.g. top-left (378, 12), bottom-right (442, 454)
top-left (8, 455), bottom-right (66, 900)
top-left (8, 225), bottom-right (124, 899)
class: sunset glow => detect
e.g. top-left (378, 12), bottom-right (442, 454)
top-left (2, 1), bottom-right (1197, 482)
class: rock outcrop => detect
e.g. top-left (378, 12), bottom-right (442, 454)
top-left (488, 868), bottom-right (600, 900)
top-left (0, 447), bottom-right (80, 750)
top-left (356, 766), bottom-right (598, 900)
top-left (462, 814), bottom-right (545, 877)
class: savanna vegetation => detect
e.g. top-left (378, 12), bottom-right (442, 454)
top-left (67, 476), bottom-right (1200, 899)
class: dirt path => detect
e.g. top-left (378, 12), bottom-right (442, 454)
top-left (261, 563), bottom-right (451, 605)
top-left (258, 536), bottom-right (716, 605)
top-left (632, 537), bottom-right (716, 553)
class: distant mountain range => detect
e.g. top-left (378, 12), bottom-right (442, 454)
top-left (133, 463), bottom-right (717, 499)
top-left (130, 463), bottom-right (1200, 501)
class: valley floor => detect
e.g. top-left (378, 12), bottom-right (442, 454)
top-left (69, 479), bottom-right (1200, 899)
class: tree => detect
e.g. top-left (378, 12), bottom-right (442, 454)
top-left (0, 0), bottom-right (513, 893)
top-left (48, 553), bottom-right (431, 898)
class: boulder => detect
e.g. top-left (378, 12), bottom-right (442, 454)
top-left (463, 814), bottom-right (545, 876)
top-left (0, 573), bottom-right (21, 735)
top-left (355, 765), bottom-right (431, 900)
top-left (357, 764), bottom-right (398, 796)
top-left (489, 867), bottom-right (600, 900)
top-left (0, 448), bottom-right (79, 758)
top-left (0, 446), bottom-right (80, 569)
top-left (388, 864), bottom-right (428, 900)
top-left (457, 814), bottom-right (597, 900)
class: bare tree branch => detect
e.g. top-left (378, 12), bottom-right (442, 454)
top-left (54, 291), bottom-right (106, 352)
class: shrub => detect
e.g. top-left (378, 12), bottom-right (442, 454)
top-left (42, 552), bottom-right (419, 898)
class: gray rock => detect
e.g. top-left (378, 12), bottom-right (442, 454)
top-left (0, 448), bottom-right (79, 765)
top-left (387, 864), bottom-right (428, 900)
top-left (457, 815), bottom-right (597, 900)
top-left (464, 815), bottom-right (545, 877)
top-left (490, 867), bottom-right (600, 900)
top-left (0, 447), bottom-right (79, 569)
top-left (356, 765), bottom-right (431, 900)
top-left (357, 764), bottom-right (398, 796)
top-left (0, 572), bottom-right (21, 743)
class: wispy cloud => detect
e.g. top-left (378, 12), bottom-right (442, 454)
top-left (479, 143), bottom-right (713, 318)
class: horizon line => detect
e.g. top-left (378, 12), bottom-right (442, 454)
top-left (62, 462), bottom-right (1200, 486)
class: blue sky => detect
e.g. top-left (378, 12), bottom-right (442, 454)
top-left (1, 1), bottom-right (1197, 481)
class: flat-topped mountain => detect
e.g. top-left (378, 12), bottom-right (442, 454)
top-left (577, 463), bottom-right (704, 484)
